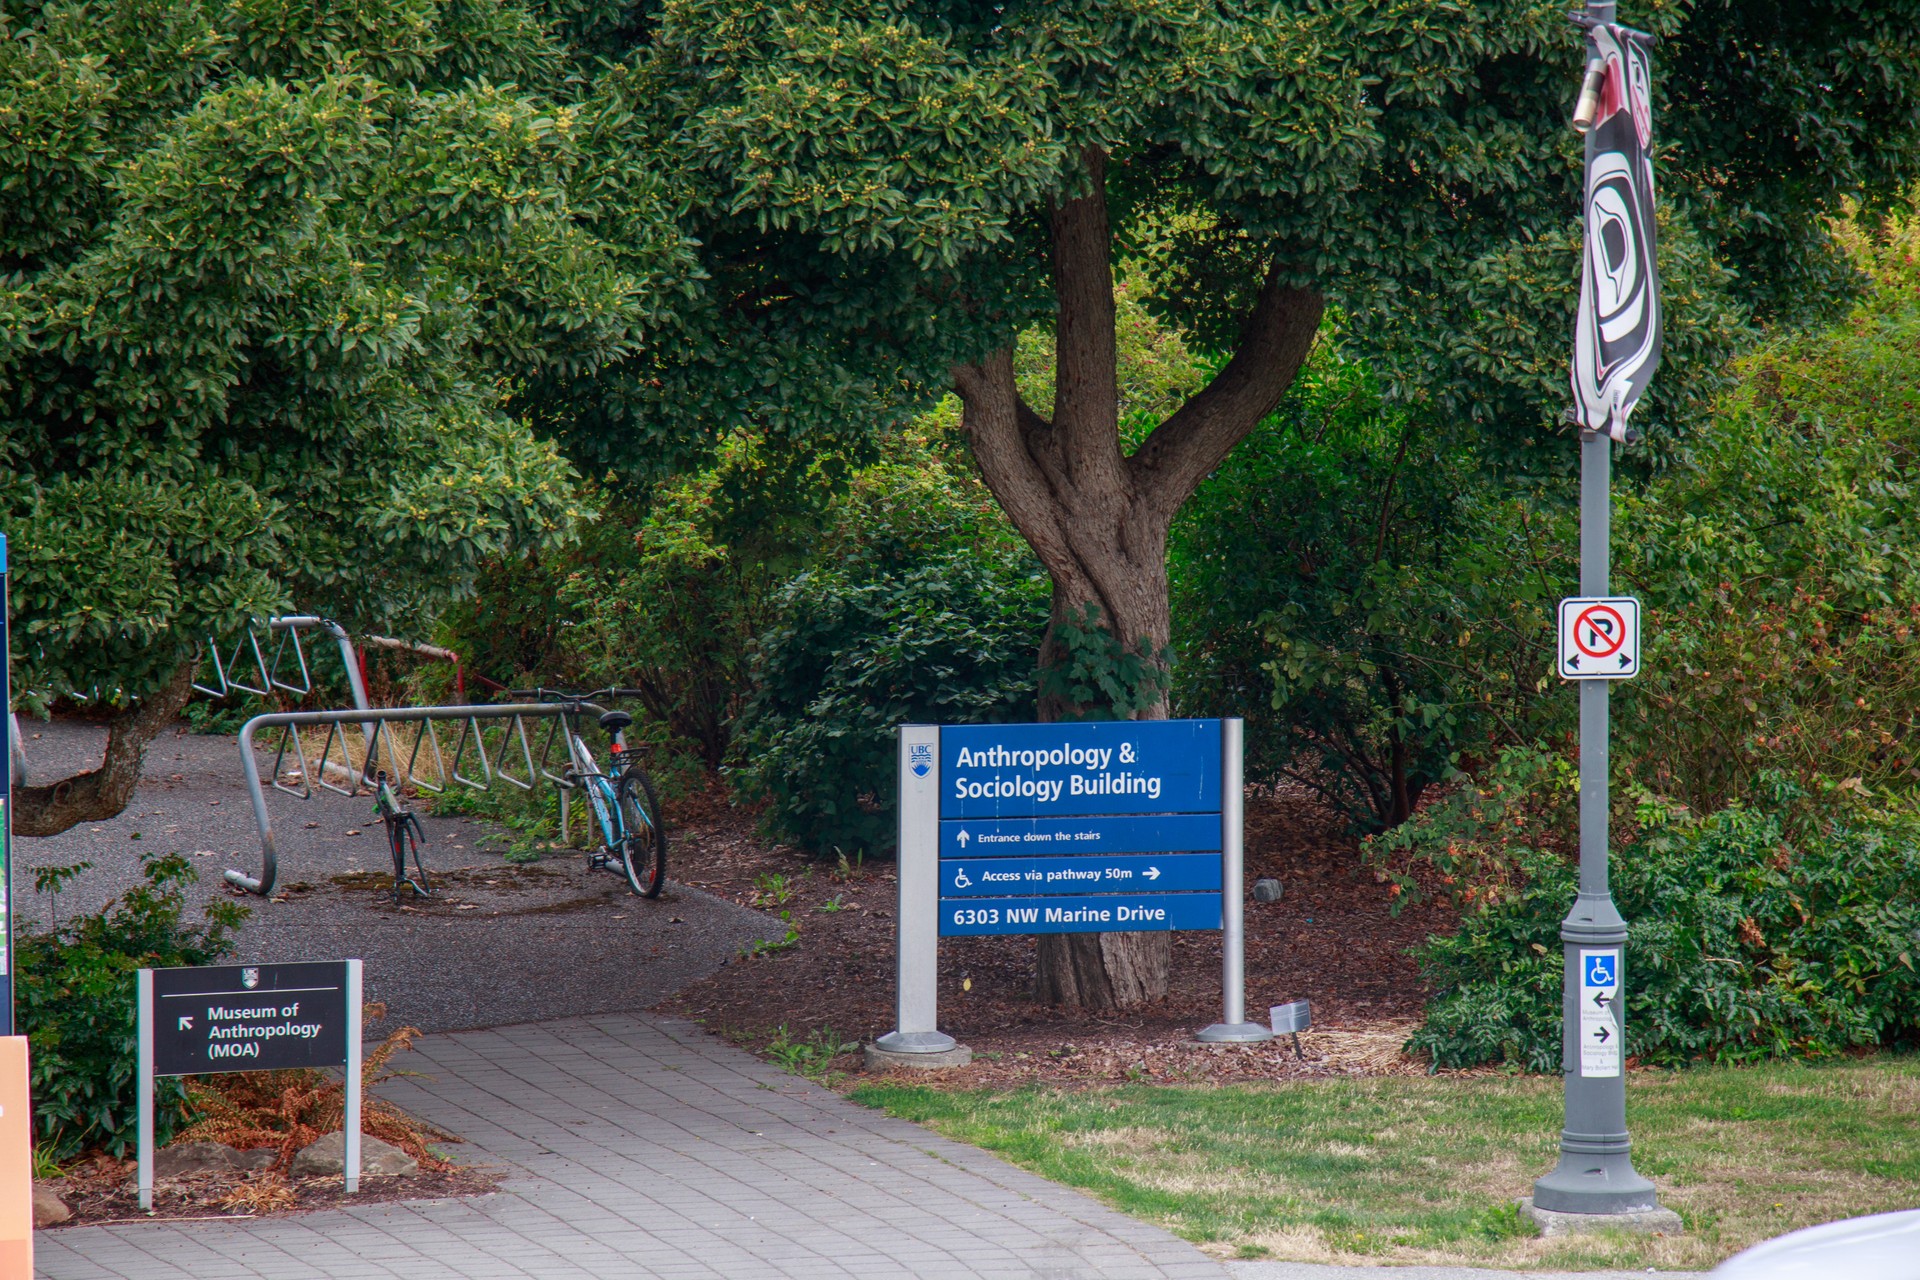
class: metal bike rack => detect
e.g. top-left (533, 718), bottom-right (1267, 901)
top-left (229, 701), bottom-right (606, 896)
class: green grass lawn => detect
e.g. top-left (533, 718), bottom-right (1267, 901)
top-left (852, 1057), bottom-right (1920, 1271)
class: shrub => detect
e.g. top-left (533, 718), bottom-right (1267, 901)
top-left (1395, 759), bottom-right (1920, 1071)
top-left (18, 854), bottom-right (248, 1160)
top-left (1172, 338), bottom-right (1562, 831)
top-left (729, 421), bottom-right (1049, 858)
top-left (733, 550), bottom-right (1047, 858)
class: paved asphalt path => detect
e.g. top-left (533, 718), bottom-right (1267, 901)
top-left (14, 719), bottom-right (783, 1032)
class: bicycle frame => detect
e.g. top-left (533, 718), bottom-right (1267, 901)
top-left (562, 724), bottom-right (630, 854)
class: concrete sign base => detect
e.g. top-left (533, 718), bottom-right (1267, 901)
top-left (864, 1042), bottom-right (973, 1072)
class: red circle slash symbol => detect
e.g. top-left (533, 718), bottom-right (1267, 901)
top-left (1573, 604), bottom-right (1627, 659)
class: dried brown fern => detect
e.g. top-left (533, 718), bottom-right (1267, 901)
top-left (177, 1017), bottom-right (453, 1173)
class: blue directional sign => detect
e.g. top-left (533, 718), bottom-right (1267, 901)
top-left (942, 853), bottom-right (1221, 897)
top-left (942, 893), bottom-right (1223, 937)
top-left (940, 813), bottom-right (1220, 858)
top-left (935, 719), bottom-right (1224, 938)
top-left (941, 719), bottom-right (1220, 819)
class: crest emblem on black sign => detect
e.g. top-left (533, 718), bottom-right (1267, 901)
top-left (242, 967), bottom-right (261, 989)
top-left (1571, 23), bottom-right (1661, 443)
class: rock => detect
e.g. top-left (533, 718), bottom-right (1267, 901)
top-left (291, 1131), bottom-right (418, 1179)
top-left (154, 1141), bottom-right (247, 1177)
top-left (32, 1183), bottom-right (71, 1228)
top-left (1251, 877), bottom-right (1284, 903)
top-left (232, 1147), bottom-right (279, 1171)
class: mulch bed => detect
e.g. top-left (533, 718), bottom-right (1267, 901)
top-left (661, 779), bottom-right (1460, 1086)
top-left (46, 1156), bottom-right (501, 1227)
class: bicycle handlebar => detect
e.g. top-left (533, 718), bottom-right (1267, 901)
top-left (504, 686), bottom-right (649, 704)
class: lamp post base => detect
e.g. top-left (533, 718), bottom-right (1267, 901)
top-left (1519, 1197), bottom-right (1683, 1237)
top-left (1532, 1141), bottom-right (1663, 1216)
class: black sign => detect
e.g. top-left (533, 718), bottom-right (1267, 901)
top-left (151, 961), bottom-right (349, 1076)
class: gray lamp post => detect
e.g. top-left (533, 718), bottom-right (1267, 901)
top-left (1524, 0), bottom-right (1680, 1234)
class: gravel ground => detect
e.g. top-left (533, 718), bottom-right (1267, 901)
top-left (12, 718), bottom-right (785, 1033)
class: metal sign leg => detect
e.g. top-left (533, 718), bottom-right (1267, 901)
top-left (137, 969), bottom-right (154, 1212)
top-left (345, 960), bottom-right (362, 1194)
top-left (1197, 719), bottom-right (1271, 1043)
top-left (874, 725), bottom-right (959, 1057)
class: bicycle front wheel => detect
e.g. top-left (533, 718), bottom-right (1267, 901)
top-left (616, 767), bottom-right (667, 898)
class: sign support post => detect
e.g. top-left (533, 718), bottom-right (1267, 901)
top-left (873, 725), bottom-right (961, 1061)
top-left (1196, 719), bottom-right (1271, 1043)
top-left (345, 959), bottom-right (362, 1194)
top-left (137, 968), bottom-right (154, 1211)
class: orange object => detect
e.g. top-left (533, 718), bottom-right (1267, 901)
top-left (0, 1036), bottom-right (32, 1277)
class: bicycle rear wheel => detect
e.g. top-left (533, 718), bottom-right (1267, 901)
top-left (615, 767), bottom-right (666, 898)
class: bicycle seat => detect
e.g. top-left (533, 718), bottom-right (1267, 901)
top-left (597, 710), bottom-right (633, 732)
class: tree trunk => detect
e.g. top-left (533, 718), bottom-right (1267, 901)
top-left (951, 147), bottom-right (1324, 1009)
top-left (13, 659), bottom-right (197, 837)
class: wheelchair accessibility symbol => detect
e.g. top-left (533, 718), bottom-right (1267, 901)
top-left (1583, 953), bottom-right (1617, 987)
top-left (951, 867), bottom-right (972, 890)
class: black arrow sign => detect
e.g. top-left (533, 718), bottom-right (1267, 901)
top-left (1593, 1024), bottom-right (1612, 1043)
top-left (1567, 654), bottom-right (1581, 669)
top-left (1592, 989), bottom-right (1611, 1009)
top-left (1620, 654), bottom-right (1633, 669)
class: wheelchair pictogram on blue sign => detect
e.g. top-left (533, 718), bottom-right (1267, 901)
top-left (1583, 953), bottom-right (1618, 987)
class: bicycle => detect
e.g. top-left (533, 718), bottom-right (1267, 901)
top-left (512, 688), bottom-right (667, 898)
top-left (372, 771), bottom-right (430, 901)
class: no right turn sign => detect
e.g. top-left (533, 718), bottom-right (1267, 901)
top-left (1557, 597), bottom-right (1641, 680)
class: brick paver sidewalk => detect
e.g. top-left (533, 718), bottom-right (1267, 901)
top-left (37, 1014), bottom-right (1225, 1280)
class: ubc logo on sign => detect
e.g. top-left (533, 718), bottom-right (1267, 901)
top-left (908, 743), bottom-right (933, 778)
top-left (1583, 954), bottom-right (1617, 988)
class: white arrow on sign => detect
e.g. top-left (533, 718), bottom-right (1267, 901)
top-left (1143, 866), bottom-right (1162, 881)
top-left (177, 1016), bottom-right (194, 1031)
top-left (956, 830), bottom-right (970, 848)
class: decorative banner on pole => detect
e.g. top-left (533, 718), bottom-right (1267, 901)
top-left (1571, 19), bottom-right (1660, 443)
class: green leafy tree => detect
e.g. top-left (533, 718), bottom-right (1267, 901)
top-left (1, 0), bottom-right (696, 832)
top-left (609, 0), bottom-right (1920, 1006)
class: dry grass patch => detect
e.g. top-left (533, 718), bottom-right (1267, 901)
top-left (857, 1055), bottom-right (1920, 1271)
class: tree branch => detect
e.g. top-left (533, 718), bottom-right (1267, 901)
top-left (952, 350), bottom-right (1079, 585)
top-left (1130, 266), bottom-right (1324, 522)
top-left (13, 659), bottom-right (198, 837)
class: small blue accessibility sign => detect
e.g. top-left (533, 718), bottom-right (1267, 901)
top-left (1583, 953), bottom-right (1618, 987)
